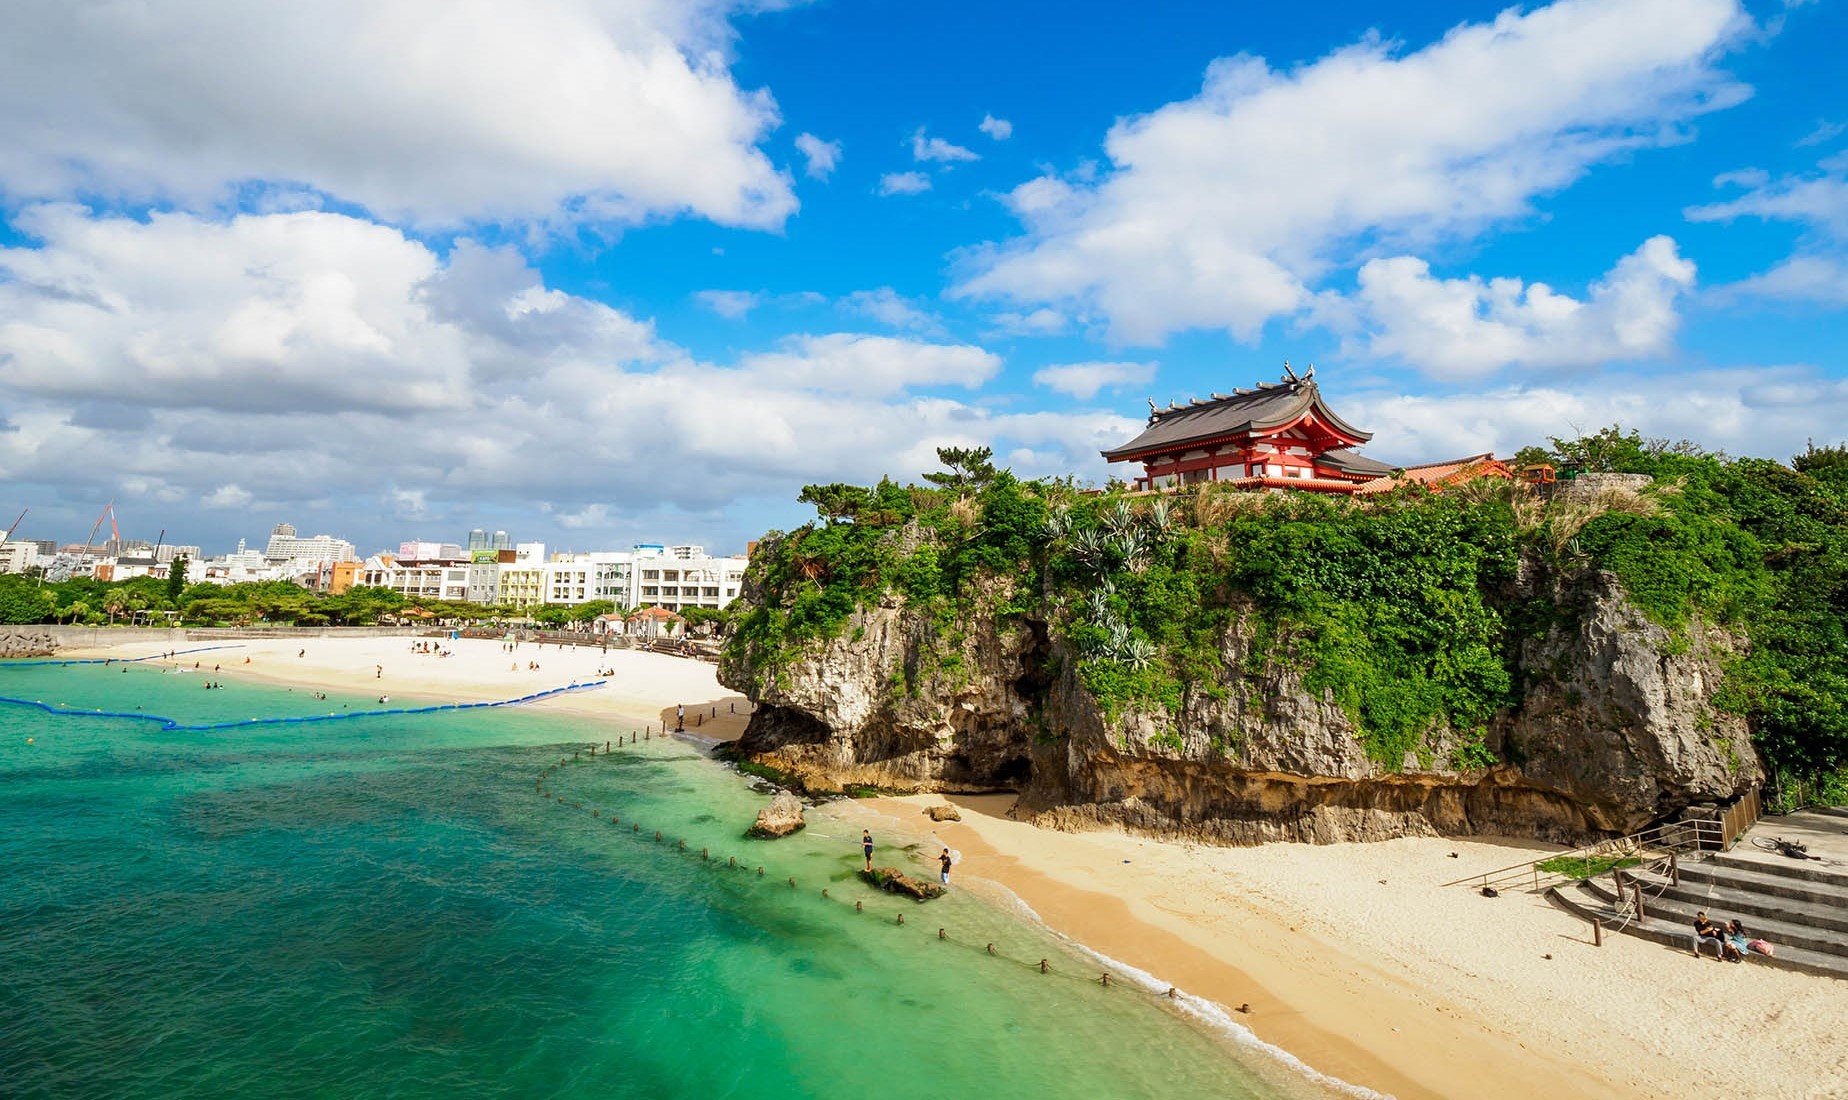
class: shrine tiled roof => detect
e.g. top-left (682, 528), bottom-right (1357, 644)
top-left (1351, 453), bottom-right (1510, 494)
top-left (1316, 447), bottom-right (1396, 478)
top-left (1102, 378), bottom-right (1371, 461)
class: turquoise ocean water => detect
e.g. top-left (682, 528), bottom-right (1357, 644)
top-left (0, 660), bottom-right (1341, 1099)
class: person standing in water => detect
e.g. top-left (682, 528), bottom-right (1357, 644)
top-left (938, 848), bottom-right (953, 887)
top-left (862, 830), bottom-right (875, 872)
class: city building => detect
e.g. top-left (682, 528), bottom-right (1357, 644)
top-left (264, 522), bottom-right (358, 566)
top-left (627, 544), bottom-right (747, 613)
top-left (359, 554), bottom-right (471, 602)
top-left (396, 540), bottom-right (465, 562)
top-left (0, 541), bottom-right (39, 575)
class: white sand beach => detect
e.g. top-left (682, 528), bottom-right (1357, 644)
top-left (856, 793), bottom-right (1848, 1100)
top-left (66, 634), bottom-right (733, 729)
top-left (63, 632), bottom-right (1845, 1099)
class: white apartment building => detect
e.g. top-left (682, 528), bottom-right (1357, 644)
top-left (264, 523), bottom-right (357, 566)
top-left (0, 541), bottom-right (39, 575)
top-left (360, 555), bottom-right (471, 602)
top-left (477, 544), bottom-right (745, 613)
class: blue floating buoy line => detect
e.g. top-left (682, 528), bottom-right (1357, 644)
top-left (3, 643), bottom-right (247, 669)
top-left (0, 679), bottom-right (608, 732)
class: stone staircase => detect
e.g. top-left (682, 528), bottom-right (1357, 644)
top-left (1549, 810), bottom-right (1848, 980)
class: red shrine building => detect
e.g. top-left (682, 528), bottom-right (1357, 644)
top-left (1102, 367), bottom-right (1508, 495)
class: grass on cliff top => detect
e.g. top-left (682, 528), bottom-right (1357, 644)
top-left (1535, 854), bottom-right (1641, 880)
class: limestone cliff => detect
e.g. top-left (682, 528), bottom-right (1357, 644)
top-left (720, 555), bottom-right (1761, 846)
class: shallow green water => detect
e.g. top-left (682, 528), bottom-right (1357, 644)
top-left (0, 662), bottom-right (1341, 1099)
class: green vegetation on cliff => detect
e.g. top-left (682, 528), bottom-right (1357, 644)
top-left (729, 436), bottom-right (1848, 796)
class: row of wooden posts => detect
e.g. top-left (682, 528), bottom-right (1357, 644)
top-left (1584, 851), bottom-right (1680, 946)
top-left (536, 736), bottom-right (1210, 1004)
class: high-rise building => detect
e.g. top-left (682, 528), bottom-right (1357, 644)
top-left (264, 522), bottom-right (358, 566)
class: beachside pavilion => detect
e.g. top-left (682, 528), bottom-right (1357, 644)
top-left (1102, 366), bottom-right (1508, 495)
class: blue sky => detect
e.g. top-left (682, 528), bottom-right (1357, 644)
top-left (2, 0), bottom-right (1845, 556)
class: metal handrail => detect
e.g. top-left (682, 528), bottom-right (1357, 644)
top-left (1440, 819), bottom-right (1718, 892)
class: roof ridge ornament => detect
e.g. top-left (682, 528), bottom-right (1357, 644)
top-left (1281, 360), bottom-right (1300, 383)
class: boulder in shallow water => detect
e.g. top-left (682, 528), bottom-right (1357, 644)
top-left (747, 791), bottom-right (805, 838)
top-left (924, 804), bottom-right (961, 822)
top-left (863, 866), bottom-right (944, 901)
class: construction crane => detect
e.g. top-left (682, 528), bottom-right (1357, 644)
top-left (2, 509), bottom-right (24, 544)
top-left (83, 500), bottom-right (119, 552)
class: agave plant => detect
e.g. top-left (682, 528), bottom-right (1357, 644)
top-left (1084, 589), bottom-right (1113, 624)
top-left (1072, 526), bottom-right (1108, 569)
top-left (1103, 500), bottom-right (1136, 535)
top-left (1145, 499), bottom-right (1175, 535)
top-left (1118, 636), bottom-right (1157, 670)
top-left (1116, 528), bottom-right (1150, 570)
top-left (1044, 505), bottom-right (1072, 541)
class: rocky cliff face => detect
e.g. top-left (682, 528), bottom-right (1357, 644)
top-left (0, 629), bottom-right (58, 658)
top-left (721, 558), bottom-right (1762, 846)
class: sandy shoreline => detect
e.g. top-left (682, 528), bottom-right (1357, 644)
top-left (44, 633), bottom-right (1845, 1098)
top-left (853, 794), bottom-right (1847, 1100)
top-left (57, 634), bottom-right (732, 731)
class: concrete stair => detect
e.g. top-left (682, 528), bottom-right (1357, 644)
top-left (1546, 812), bottom-right (1848, 981)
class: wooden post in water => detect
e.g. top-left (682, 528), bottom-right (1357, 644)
top-left (1632, 882), bottom-right (1646, 923)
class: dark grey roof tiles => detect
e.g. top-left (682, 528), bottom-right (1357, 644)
top-left (1102, 379), bottom-right (1372, 460)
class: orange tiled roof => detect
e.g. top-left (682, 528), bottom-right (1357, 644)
top-left (1352, 454), bottom-right (1511, 494)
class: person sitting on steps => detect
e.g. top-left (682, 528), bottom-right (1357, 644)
top-left (1689, 911), bottom-right (1726, 959)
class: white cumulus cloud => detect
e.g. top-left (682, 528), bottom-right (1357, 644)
top-left (695, 290), bottom-right (763, 319)
top-left (1345, 366), bottom-right (1848, 466)
top-left (739, 333), bottom-right (999, 396)
top-left (795, 133), bottom-right (842, 180)
top-left (0, 0), bottom-right (795, 230)
top-left (0, 206), bottom-right (1126, 549)
top-left (1687, 153), bottom-right (1848, 304)
top-left (841, 288), bottom-right (941, 332)
top-left (1356, 236), bottom-right (1696, 378)
top-left (1032, 361), bottom-right (1158, 400)
top-left (879, 171), bottom-right (932, 196)
top-left (911, 128), bottom-right (980, 164)
top-left (956, 0), bottom-right (1748, 345)
top-left (979, 114), bottom-right (1014, 141)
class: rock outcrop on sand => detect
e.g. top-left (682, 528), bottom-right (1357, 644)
top-left (720, 557), bottom-right (1760, 847)
top-left (0, 629), bottom-right (57, 659)
top-left (746, 791), bottom-right (806, 838)
top-left (863, 866), bottom-right (944, 901)
top-left (925, 804), bottom-right (961, 822)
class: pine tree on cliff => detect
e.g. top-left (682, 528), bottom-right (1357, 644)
top-left (922, 446), bottom-right (997, 493)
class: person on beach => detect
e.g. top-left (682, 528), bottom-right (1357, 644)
top-left (1690, 912), bottom-right (1726, 959)
top-left (938, 848), bottom-right (953, 886)
top-left (1724, 920), bottom-right (1752, 963)
top-left (862, 830), bottom-right (875, 872)
top-left (298, 649), bottom-right (305, 658)
top-left (375, 665), bottom-right (382, 680)
top-left (676, 704), bottom-right (685, 731)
